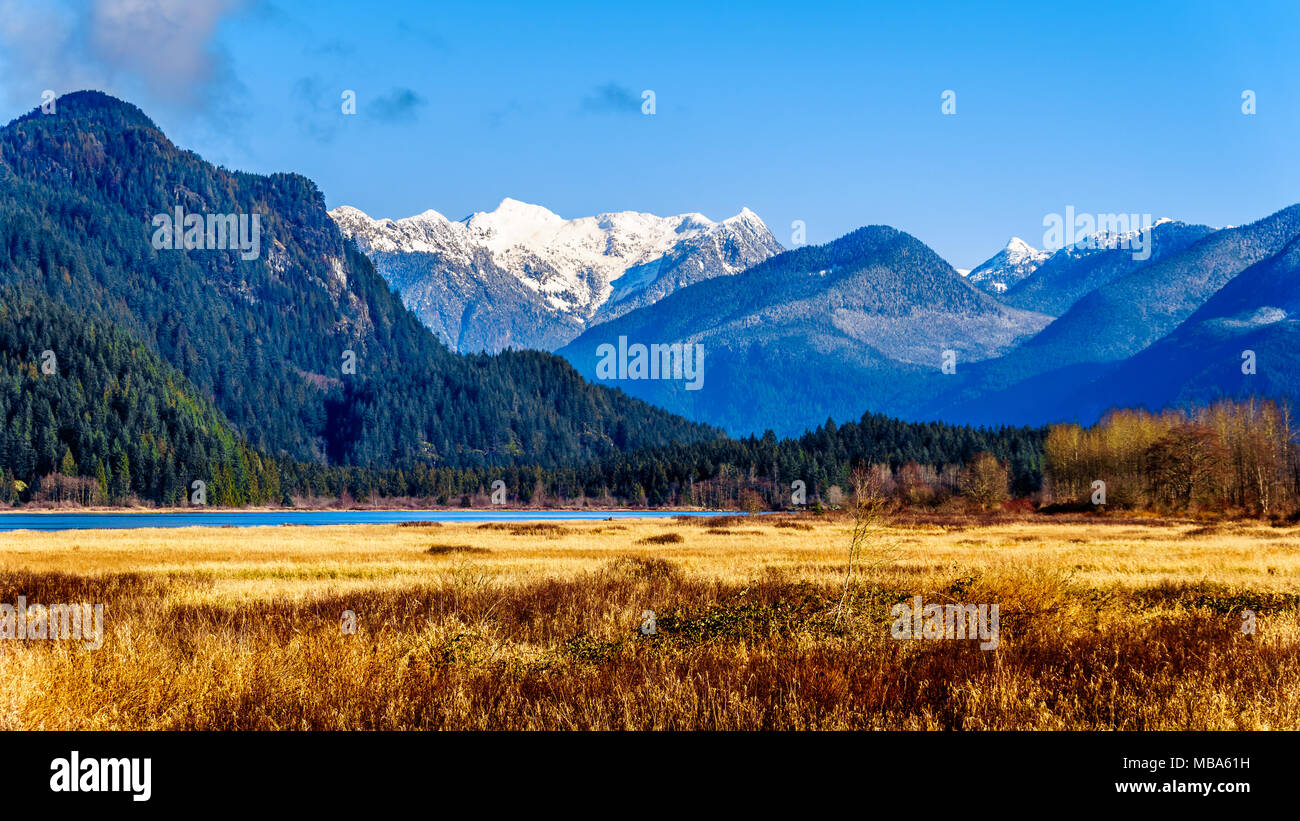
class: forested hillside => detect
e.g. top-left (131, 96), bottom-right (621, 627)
top-left (0, 287), bottom-right (278, 505)
top-left (0, 281), bottom-right (1049, 508)
top-left (0, 91), bottom-right (717, 470)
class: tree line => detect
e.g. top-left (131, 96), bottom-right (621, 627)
top-left (0, 282), bottom-right (1049, 508)
top-left (1042, 400), bottom-right (1300, 516)
top-left (5, 281), bottom-right (1294, 517)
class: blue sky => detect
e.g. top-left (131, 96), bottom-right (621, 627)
top-left (2, 0), bottom-right (1297, 267)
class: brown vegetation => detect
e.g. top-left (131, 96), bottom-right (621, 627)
top-left (637, 532), bottom-right (684, 545)
top-left (0, 516), bottom-right (1295, 730)
top-left (1044, 399), bottom-right (1300, 516)
top-left (425, 544), bottom-right (490, 555)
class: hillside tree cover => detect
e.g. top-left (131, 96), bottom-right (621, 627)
top-left (0, 288), bottom-right (278, 505)
top-left (0, 91), bottom-right (717, 472)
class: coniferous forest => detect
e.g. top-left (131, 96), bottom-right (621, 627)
top-left (0, 282), bottom-right (1047, 506)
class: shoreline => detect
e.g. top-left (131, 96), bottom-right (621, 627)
top-left (0, 505), bottom-right (740, 515)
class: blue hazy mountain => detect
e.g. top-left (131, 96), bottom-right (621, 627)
top-left (560, 203), bottom-right (1300, 435)
top-left (924, 203), bottom-right (1300, 426)
top-left (1002, 220), bottom-right (1216, 316)
top-left (1058, 232), bottom-right (1300, 420)
top-left (557, 225), bottom-right (1052, 436)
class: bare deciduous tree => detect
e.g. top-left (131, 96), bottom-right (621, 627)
top-left (836, 466), bottom-right (897, 624)
top-left (958, 452), bottom-right (1009, 512)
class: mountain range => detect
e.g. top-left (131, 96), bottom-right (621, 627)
top-left (1050, 228), bottom-right (1300, 422)
top-left (2, 89), bottom-right (1295, 497)
top-left (0, 91), bottom-right (719, 498)
top-left (556, 225), bottom-right (1054, 435)
top-left (331, 200), bottom-right (782, 353)
top-left (335, 188), bottom-right (1297, 438)
top-left (546, 206), bottom-right (1300, 435)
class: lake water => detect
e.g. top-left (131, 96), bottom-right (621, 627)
top-left (0, 509), bottom-right (737, 533)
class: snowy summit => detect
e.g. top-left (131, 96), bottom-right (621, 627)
top-left (965, 237), bottom-right (1052, 295)
top-left (330, 199), bottom-right (781, 352)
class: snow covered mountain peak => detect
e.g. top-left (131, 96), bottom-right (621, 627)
top-left (1005, 236), bottom-right (1039, 257)
top-left (465, 198), bottom-right (566, 249)
top-left (1063, 218), bottom-right (1181, 257)
top-left (330, 199), bottom-right (783, 353)
top-left (725, 206), bottom-right (763, 224)
top-left (967, 237), bottom-right (1052, 295)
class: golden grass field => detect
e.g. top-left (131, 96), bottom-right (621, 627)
top-left (1, 513), bottom-right (1297, 730)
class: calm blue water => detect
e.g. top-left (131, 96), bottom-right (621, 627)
top-left (0, 509), bottom-right (737, 533)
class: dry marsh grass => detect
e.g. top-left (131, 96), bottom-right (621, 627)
top-left (637, 532), bottom-right (684, 545)
top-left (0, 516), bottom-right (1297, 730)
top-left (425, 544), bottom-right (490, 556)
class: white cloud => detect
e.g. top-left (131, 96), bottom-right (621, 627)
top-left (0, 0), bottom-right (247, 111)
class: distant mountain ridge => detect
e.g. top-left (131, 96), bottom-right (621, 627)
top-left (925, 204), bottom-right (1300, 426)
top-left (1059, 231), bottom-right (1300, 420)
top-left (1002, 220), bottom-right (1216, 316)
top-left (331, 200), bottom-right (782, 352)
top-left (556, 201), bottom-right (1300, 435)
top-left (557, 224), bottom-right (1053, 436)
top-left (1012, 205), bottom-right (1300, 371)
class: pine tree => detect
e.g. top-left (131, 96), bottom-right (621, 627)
top-left (111, 448), bottom-right (131, 502)
top-left (59, 446), bottom-right (78, 476)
